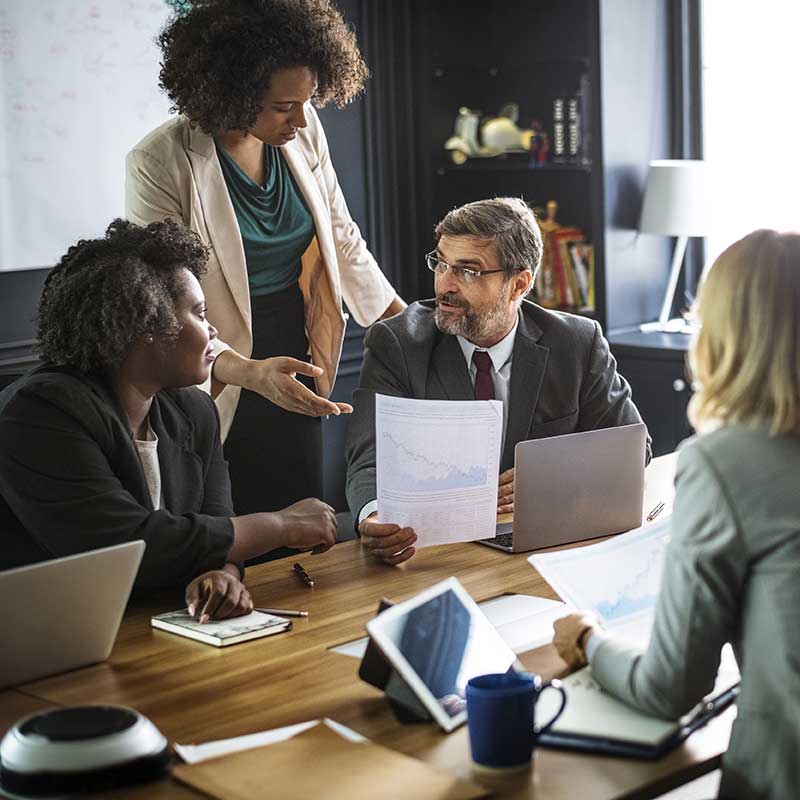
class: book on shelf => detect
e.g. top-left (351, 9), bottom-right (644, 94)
top-left (151, 609), bottom-right (292, 647)
top-left (550, 74), bottom-right (591, 166)
top-left (551, 228), bottom-right (584, 307)
top-left (567, 74), bottom-right (592, 166)
top-left (551, 97), bottom-right (566, 163)
top-left (533, 200), bottom-right (594, 314)
top-left (568, 241), bottom-right (595, 312)
top-left (538, 228), bottom-right (595, 313)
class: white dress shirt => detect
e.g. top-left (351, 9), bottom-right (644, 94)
top-left (359, 315), bottom-right (519, 524)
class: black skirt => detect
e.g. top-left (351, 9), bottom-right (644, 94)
top-left (223, 284), bottom-right (323, 517)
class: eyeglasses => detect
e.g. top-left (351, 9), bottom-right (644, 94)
top-left (425, 251), bottom-right (512, 284)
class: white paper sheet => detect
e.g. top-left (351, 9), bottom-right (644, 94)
top-left (529, 516), bottom-right (673, 645)
top-left (481, 595), bottom-right (573, 653)
top-left (375, 394), bottom-right (503, 546)
top-left (174, 718), bottom-right (367, 764)
top-left (329, 594), bottom-right (569, 658)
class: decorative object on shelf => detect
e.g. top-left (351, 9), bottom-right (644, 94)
top-left (528, 120), bottom-right (550, 167)
top-left (535, 201), bottom-right (562, 307)
top-left (533, 201), bottom-right (594, 313)
top-left (444, 104), bottom-right (534, 164)
top-left (638, 160), bottom-right (710, 333)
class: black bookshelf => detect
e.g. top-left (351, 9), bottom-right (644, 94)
top-left (360, 0), bottom-right (674, 332)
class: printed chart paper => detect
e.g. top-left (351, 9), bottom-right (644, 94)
top-left (529, 516), bottom-right (672, 646)
top-left (376, 394), bottom-right (502, 546)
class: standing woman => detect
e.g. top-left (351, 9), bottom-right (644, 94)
top-left (126, 0), bottom-right (405, 516)
top-left (553, 230), bottom-right (800, 799)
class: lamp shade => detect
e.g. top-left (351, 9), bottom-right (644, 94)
top-left (638, 159), bottom-right (710, 237)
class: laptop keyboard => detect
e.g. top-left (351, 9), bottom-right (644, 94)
top-left (482, 531), bottom-right (514, 549)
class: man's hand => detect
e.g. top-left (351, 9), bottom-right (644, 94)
top-left (278, 498), bottom-right (337, 553)
top-left (497, 467), bottom-right (515, 514)
top-left (214, 351), bottom-right (352, 417)
top-left (185, 570), bottom-right (253, 623)
top-left (553, 612), bottom-right (601, 668)
top-left (359, 513), bottom-right (417, 565)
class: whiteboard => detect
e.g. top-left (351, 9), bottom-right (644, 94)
top-left (0, 0), bottom-right (174, 270)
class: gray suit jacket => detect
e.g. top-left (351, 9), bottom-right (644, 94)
top-left (345, 299), bottom-right (649, 521)
top-left (591, 426), bottom-right (800, 800)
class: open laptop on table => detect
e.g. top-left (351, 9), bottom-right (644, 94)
top-left (480, 423), bottom-right (647, 553)
top-left (0, 540), bottom-right (145, 688)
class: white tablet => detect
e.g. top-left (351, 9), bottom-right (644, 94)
top-left (365, 576), bottom-right (519, 732)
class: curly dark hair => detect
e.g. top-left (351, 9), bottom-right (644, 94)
top-left (158, 0), bottom-right (369, 133)
top-left (36, 218), bottom-right (209, 372)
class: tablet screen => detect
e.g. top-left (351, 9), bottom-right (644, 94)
top-left (368, 579), bottom-right (518, 729)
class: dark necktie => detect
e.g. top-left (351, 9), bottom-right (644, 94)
top-left (472, 350), bottom-right (495, 401)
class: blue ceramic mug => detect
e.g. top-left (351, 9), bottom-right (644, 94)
top-left (466, 672), bottom-right (567, 771)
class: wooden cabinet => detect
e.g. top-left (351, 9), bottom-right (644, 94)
top-left (609, 330), bottom-right (693, 457)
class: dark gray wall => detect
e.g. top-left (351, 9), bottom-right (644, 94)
top-left (316, 0), bottom-right (371, 512)
top-left (600, 0), bottom-right (672, 331)
top-left (316, 0), bottom-right (371, 243)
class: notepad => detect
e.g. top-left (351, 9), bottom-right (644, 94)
top-left (173, 723), bottom-right (489, 800)
top-left (151, 610), bottom-right (291, 647)
top-left (536, 664), bottom-right (739, 758)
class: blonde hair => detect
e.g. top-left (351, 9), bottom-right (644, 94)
top-left (688, 229), bottom-right (800, 436)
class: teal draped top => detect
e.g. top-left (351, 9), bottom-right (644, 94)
top-left (216, 143), bottom-right (316, 297)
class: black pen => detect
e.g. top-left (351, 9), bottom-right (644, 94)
top-left (255, 607), bottom-right (309, 618)
top-left (647, 501), bottom-right (665, 522)
top-left (293, 562), bottom-right (315, 588)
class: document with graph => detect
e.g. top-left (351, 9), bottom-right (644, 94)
top-left (528, 516), bottom-right (672, 645)
top-left (375, 394), bottom-right (503, 546)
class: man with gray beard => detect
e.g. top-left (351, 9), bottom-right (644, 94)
top-left (345, 197), bottom-right (649, 564)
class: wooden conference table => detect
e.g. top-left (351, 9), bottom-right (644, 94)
top-left (3, 454), bottom-right (733, 799)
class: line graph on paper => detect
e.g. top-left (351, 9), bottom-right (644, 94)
top-left (378, 418), bottom-right (489, 492)
top-left (529, 516), bottom-right (672, 631)
top-left (593, 533), bottom-right (668, 622)
top-left (379, 429), bottom-right (489, 491)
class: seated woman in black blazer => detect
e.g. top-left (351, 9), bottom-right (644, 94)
top-left (0, 219), bottom-right (336, 621)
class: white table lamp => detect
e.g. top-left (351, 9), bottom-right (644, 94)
top-left (639, 160), bottom-right (709, 332)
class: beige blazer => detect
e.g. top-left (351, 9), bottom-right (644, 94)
top-left (125, 109), bottom-right (396, 438)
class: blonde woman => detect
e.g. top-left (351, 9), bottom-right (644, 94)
top-left (553, 230), bottom-right (800, 800)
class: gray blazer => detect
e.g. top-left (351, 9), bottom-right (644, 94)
top-left (591, 426), bottom-right (800, 800)
top-left (345, 299), bottom-right (649, 521)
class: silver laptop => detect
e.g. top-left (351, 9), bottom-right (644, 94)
top-left (0, 541), bottom-right (145, 688)
top-left (480, 424), bottom-right (646, 553)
